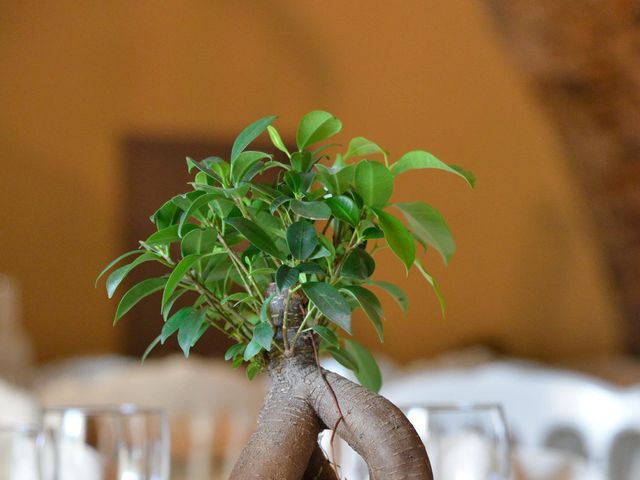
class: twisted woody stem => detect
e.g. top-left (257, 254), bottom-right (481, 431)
top-left (229, 286), bottom-right (433, 480)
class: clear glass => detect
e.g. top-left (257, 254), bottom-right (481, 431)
top-left (0, 425), bottom-right (55, 480)
top-left (403, 404), bottom-right (511, 480)
top-left (328, 403), bottom-right (511, 480)
top-left (42, 404), bottom-right (170, 480)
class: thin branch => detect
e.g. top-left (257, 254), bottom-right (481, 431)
top-left (329, 227), bottom-right (361, 285)
top-left (291, 304), bottom-right (317, 350)
top-left (281, 290), bottom-right (291, 353)
top-left (217, 233), bottom-right (264, 306)
top-left (190, 275), bottom-right (253, 342)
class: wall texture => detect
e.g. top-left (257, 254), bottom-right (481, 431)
top-left (0, 0), bottom-right (622, 362)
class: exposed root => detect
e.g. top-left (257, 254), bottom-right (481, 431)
top-left (310, 368), bottom-right (433, 479)
top-left (229, 355), bottom-right (321, 479)
top-left (230, 349), bottom-right (432, 480)
top-left (232, 291), bottom-right (431, 479)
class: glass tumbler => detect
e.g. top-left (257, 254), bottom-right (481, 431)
top-left (42, 405), bottom-right (169, 480)
top-left (403, 403), bottom-right (511, 480)
top-left (0, 425), bottom-right (54, 480)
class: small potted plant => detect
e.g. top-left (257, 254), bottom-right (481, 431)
top-left (98, 111), bottom-right (474, 479)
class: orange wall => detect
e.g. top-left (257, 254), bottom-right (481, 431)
top-left (0, 1), bottom-right (622, 363)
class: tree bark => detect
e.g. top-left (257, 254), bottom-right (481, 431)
top-left (231, 286), bottom-right (432, 479)
top-left (229, 355), bottom-right (321, 479)
top-left (302, 446), bottom-right (340, 480)
top-left (480, 0), bottom-right (640, 352)
top-left (311, 369), bottom-right (432, 479)
top-left (230, 352), bottom-right (433, 479)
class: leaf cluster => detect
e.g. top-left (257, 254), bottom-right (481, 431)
top-left (97, 111), bottom-right (474, 390)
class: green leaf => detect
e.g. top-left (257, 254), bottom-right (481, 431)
top-left (390, 151), bottom-right (475, 188)
top-left (362, 227), bottom-right (384, 240)
top-left (284, 171), bottom-right (302, 194)
top-left (106, 252), bottom-right (159, 299)
top-left (310, 235), bottom-right (335, 260)
top-left (162, 254), bottom-right (204, 306)
top-left (222, 184), bottom-right (250, 200)
top-left (186, 156), bottom-right (222, 183)
top-left (96, 250), bottom-right (141, 287)
top-left (298, 262), bottom-right (325, 275)
top-left (242, 160), bottom-right (269, 183)
top-left (208, 161), bottom-right (231, 184)
top-left (195, 322), bottom-right (210, 350)
top-left (394, 202), bottom-right (455, 264)
top-left (141, 335), bottom-right (162, 364)
top-left (260, 294), bottom-right (275, 324)
top-left (354, 160), bottom-right (394, 208)
top-left (231, 151), bottom-right (271, 185)
top-left (171, 191), bottom-right (204, 211)
top-left (301, 282), bottom-right (351, 333)
top-left (368, 280), bottom-right (408, 312)
top-left (375, 209), bottom-right (415, 271)
top-left (301, 171), bottom-right (318, 194)
top-left (251, 183), bottom-right (280, 200)
top-left (161, 307), bottom-right (194, 343)
top-left (253, 322), bottom-right (274, 351)
top-left (290, 200), bottom-right (331, 220)
top-left (146, 225), bottom-right (195, 247)
top-left (326, 195), bottom-right (360, 227)
top-left (225, 217), bottom-right (284, 259)
top-left (114, 278), bottom-right (167, 325)
top-left (291, 151), bottom-right (313, 172)
top-left (341, 249), bottom-right (375, 280)
top-left (221, 292), bottom-right (252, 306)
top-left (415, 258), bottom-right (446, 317)
top-left (344, 339), bottom-right (382, 392)
top-left (151, 199), bottom-right (180, 229)
top-left (243, 339), bottom-right (263, 361)
top-left (162, 288), bottom-right (188, 321)
top-left (269, 195), bottom-right (292, 214)
top-left (296, 111), bottom-right (342, 150)
top-left (210, 198), bottom-right (236, 219)
top-left (286, 221), bottom-right (318, 260)
top-left (246, 362), bottom-right (261, 380)
top-left (276, 265), bottom-right (299, 291)
top-left (205, 254), bottom-right (233, 282)
top-left (341, 286), bottom-right (384, 341)
top-left (267, 125), bottom-right (290, 158)
top-left (311, 325), bottom-right (339, 346)
top-left (181, 227), bottom-right (219, 257)
top-left (253, 209), bottom-right (286, 240)
top-left (231, 115), bottom-right (277, 163)
top-left (345, 137), bottom-right (388, 162)
top-left (177, 309), bottom-right (207, 358)
top-left (326, 345), bottom-right (359, 372)
top-left (224, 343), bottom-right (245, 361)
top-left (316, 164), bottom-right (354, 195)
top-left (178, 193), bottom-right (222, 235)
top-left (250, 267), bottom-right (276, 277)
top-left (194, 170), bottom-right (215, 187)
top-left (232, 356), bottom-right (243, 368)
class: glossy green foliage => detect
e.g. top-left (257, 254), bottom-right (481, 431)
top-left (98, 110), bottom-right (473, 383)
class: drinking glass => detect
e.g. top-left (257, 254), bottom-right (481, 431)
top-left (42, 405), bottom-right (170, 480)
top-left (403, 403), bottom-right (511, 480)
top-left (0, 425), bottom-right (55, 480)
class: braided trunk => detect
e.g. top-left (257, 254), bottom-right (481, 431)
top-left (230, 288), bottom-right (433, 479)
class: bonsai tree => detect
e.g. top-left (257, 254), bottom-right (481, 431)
top-left (98, 111), bottom-right (474, 479)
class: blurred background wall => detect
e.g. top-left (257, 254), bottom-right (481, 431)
top-left (0, 0), bottom-right (622, 363)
